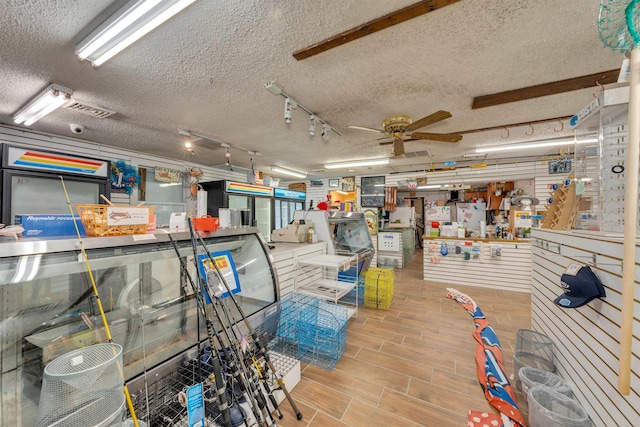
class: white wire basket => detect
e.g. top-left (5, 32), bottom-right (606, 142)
top-left (35, 343), bottom-right (125, 427)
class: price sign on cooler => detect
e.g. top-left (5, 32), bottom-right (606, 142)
top-left (197, 250), bottom-right (241, 301)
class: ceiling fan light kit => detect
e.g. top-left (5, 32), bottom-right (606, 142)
top-left (76, 0), bottom-right (197, 66)
top-left (348, 110), bottom-right (463, 157)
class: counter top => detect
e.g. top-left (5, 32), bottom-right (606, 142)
top-left (423, 235), bottom-right (530, 244)
top-left (268, 241), bottom-right (327, 254)
top-left (379, 227), bottom-right (413, 232)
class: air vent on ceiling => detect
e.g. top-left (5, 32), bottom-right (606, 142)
top-left (403, 149), bottom-right (433, 158)
top-left (63, 100), bottom-right (116, 118)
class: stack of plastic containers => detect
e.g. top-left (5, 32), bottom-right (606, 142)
top-left (518, 367), bottom-right (573, 404)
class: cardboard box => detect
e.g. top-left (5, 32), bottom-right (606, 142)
top-left (271, 220), bottom-right (313, 243)
top-left (15, 214), bottom-right (86, 237)
top-left (288, 183), bottom-right (306, 192)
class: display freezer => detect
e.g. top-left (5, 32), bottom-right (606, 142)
top-left (0, 227), bottom-right (280, 426)
top-left (0, 144), bottom-right (110, 225)
top-left (201, 180), bottom-right (274, 241)
top-left (274, 188), bottom-right (305, 229)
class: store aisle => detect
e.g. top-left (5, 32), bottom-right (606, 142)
top-left (276, 248), bottom-right (531, 426)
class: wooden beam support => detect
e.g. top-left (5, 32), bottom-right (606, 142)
top-left (292, 0), bottom-right (460, 60)
top-left (472, 69), bottom-right (621, 109)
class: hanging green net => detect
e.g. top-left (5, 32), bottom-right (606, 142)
top-left (599, 0), bottom-right (640, 52)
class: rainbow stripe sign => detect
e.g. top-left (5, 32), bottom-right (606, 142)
top-left (7, 147), bottom-right (109, 177)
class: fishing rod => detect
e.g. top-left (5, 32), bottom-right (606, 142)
top-left (168, 235), bottom-right (232, 427)
top-left (206, 290), bottom-right (275, 427)
top-left (59, 177), bottom-right (140, 426)
top-left (186, 225), bottom-right (269, 427)
top-left (193, 230), bottom-right (303, 420)
top-left (204, 277), bottom-right (279, 425)
top-left (207, 280), bottom-right (283, 420)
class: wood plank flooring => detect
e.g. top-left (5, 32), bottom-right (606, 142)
top-left (275, 249), bottom-right (531, 426)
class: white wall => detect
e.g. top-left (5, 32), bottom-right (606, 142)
top-left (531, 229), bottom-right (640, 426)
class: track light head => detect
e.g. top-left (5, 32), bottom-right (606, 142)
top-left (322, 123), bottom-right (330, 141)
top-left (308, 115), bottom-right (316, 136)
top-left (284, 98), bottom-right (293, 123)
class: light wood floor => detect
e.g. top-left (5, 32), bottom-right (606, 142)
top-left (275, 249), bottom-right (532, 426)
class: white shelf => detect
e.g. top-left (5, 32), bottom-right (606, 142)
top-left (296, 254), bottom-right (357, 270)
top-left (294, 252), bottom-right (359, 317)
top-left (297, 278), bottom-right (355, 301)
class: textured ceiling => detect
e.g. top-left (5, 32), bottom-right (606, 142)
top-left (0, 0), bottom-right (624, 179)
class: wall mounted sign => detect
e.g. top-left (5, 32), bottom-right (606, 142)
top-left (342, 176), bottom-right (355, 192)
top-left (154, 166), bottom-right (181, 183)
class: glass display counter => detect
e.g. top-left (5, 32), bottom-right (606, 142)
top-left (0, 228), bottom-right (279, 426)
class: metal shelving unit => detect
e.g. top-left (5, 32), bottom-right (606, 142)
top-left (294, 253), bottom-right (359, 318)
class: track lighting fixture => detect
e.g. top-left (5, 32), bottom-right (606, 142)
top-left (266, 81), bottom-right (341, 137)
top-left (322, 123), bottom-right (330, 141)
top-left (13, 84), bottom-right (73, 126)
top-left (308, 115), bottom-right (316, 136)
top-left (284, 98), bottom-right (293, 123)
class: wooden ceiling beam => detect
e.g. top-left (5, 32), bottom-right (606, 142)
top-left (471, 69), bottom-right (620, 109)
top-left (292, 0), bottom-right (460, 61)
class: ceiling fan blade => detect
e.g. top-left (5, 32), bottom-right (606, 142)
top-left (379, 140), bottom-right (394, 146)
top-left (347, 125), bottom-right (387, 134)
top-left (342, 136), bottom-right (391, 151)
top-left (409, 132), bottom-right (463, 143)
top-left (393, 140), bottom-right (405, 157)
top-left (404, 110), bottom-right (452, 132)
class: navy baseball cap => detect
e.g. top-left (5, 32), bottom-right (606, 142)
top-left (554, 264), bottom-right (606, 308)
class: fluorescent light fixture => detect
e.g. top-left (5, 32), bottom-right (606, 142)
top-left (324, 158), bottom-right (390, 169)
top-left (417, 184), bottom-right (449, 190)
top-left (475, 137), bottom-right (597, 153)
top-left (271, 166), bottom-right (307, 179)
top-left (13, 84), bottom-right (73, 126)
top-left (76, 0), bottom-right (197, 66)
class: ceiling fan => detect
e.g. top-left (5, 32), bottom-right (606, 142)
top-left (348, 110), bottom-right (462, 156)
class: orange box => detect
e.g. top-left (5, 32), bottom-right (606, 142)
top-left (193, 216), bottom-right (219, 231)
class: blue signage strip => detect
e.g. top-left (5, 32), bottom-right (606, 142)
top-left (187, 383), bottom-right (205, 427)
top-left (274, 188), bottom-right (306, 200)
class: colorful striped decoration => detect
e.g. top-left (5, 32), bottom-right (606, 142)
top-left (12, 150), bottom-right (105, 174)
top-left (226, 181), bottom-right (274, 196)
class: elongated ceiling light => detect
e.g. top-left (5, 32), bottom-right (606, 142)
top-left (13, 84), bottom-right (73, 126)
top-left (324, 158), bottom-right (390, 169)
top-left (475, 137), bottom-right (597, 153)
top-left (76, 0), bottom-right (197, 66)
top-left (271, 166), bottom-right (307, 179)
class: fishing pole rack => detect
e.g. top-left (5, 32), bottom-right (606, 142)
top-left (271, 293), bottom-right (348, 370)
top-left (128, 348), bottom-right (298, 426)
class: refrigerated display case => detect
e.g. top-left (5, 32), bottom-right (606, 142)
top-left (0, 144), bottom-right (110, 224)
top-left (201, 180), bottom-right (274, 241)
top-left (0, 227), bottom-right (280, 426)
top-left (274, 188), bottom-right (305, 229)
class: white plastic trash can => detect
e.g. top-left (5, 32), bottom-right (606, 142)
top-left (519, 367), bottom-right (573, 404)
top-left (528, 385), bottom-right (591, 427)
